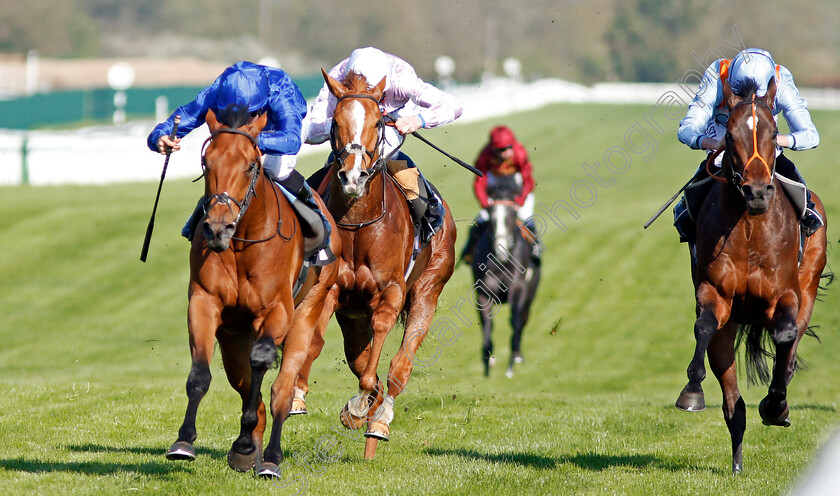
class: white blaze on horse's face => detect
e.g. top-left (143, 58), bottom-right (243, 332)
top-left (492, 203), bottom-right (510, 262)
top-left (340, 100), bottom-right (369, 197)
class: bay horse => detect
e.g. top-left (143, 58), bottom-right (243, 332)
top-left (674, 76), bottom-right (828, 473)
top-left (164, 108), bottom-right (341, 478)
top-left (469, 173), bottom-right (540, 378)
top-left (315, 69), bottom-right (456, 459)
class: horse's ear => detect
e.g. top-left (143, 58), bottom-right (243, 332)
top-left (762, 77), bottom-right (777, 110)
top-left (246, 112), bottom-right (268, 137)
top-left (722, 77), bottom-right (739, 109)
top-left (322, 68), bottom-right (345, 98)
top-left (371, 76), bottom-right (386, 102)
top-left (206, 108), bottom-right (222, 132)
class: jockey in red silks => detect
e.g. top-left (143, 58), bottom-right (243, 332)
top-left (461, 125), bottom-right (541, 265)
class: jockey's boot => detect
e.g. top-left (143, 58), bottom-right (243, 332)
top-left (775, 154), bottom-right (824, 237)
top-left (521, 219), bottom-right (543, 266)
top-left (673, 197), bottom-right (694, 244)
top-left (412, 172), bottom-right (445, 245)
top-left (460, 221), bottom-right (483, 265)
top-left (802, 193), bottom-right (824, 237)
top-left (181, 196), bottom-right (207, 241)
top-left (279, 169), bottom-right (334, 264)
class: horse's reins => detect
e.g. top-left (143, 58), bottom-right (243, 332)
top-left (330, 93), bottom-right (393, 230)
top-left (200, 128), bottom-right (293, 244)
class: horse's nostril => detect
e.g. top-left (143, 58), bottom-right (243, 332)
top-left (338, 171), bottom-right (347, 183)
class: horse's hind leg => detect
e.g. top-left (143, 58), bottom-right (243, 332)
top-left (479, 298), bottom-right (495, 377)
top-left (166, 294), bottom-right (220, 461)
top-left (708, 322), bottom-right (745, 474)
top-left (292, 284), bottom-right (339, 415)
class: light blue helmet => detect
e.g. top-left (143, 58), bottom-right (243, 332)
top-left (729, 48), bottom-right (776, 97)
top-left (216, 61), bottom-right (269, 113)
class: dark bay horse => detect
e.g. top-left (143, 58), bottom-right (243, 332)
top-left (164, 109), bottom-right (341, 477)
top-left (674, 77), bottom-right (828, 473)
top-left (469, 173), bottom-right (540, 378)
top-left (314, 69), bottom-right (456, 459)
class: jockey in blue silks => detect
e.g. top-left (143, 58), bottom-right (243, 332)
top-left (147, 61), bottom-right (331, 259)
top-left (674, 48), bottom-right (823, 244)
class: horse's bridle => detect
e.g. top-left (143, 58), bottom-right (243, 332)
top-left (710, 97), bottom-right (778, 191)
top-left (330, 93), bottom-right (392, 230)
top-left (329, 93), bottom-right (387, 176)
top-left (200, 127), bottom-right (291, 244)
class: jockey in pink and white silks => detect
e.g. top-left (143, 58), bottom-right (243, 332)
top-left (285, 47), bottom-right (463, 243)
top-left (673, 48), bottom-right (823, 244)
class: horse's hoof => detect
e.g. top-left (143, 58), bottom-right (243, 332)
top-left (759, 397), bottom-right (790, 427)
top-left (165, 441), bottom-right (196, 461)
top-left (290, 387), bottom-right (307, 415)
top-left (364, 420), bottom-right (390, 441)
top-left (488, 356), bottom-right (496, 368)
top-left (256, 462), bottom-right (280, 479)
top-left (513, 352), bottom-right (524, 364)
top-left (227, 448), bottom-right (258, 472)
top-left (505, 367), bottom-right (514, 379)
top-left (732, 461), bottom-right (743, 474)
top-left (340, 404), bottom-right (366, 430)
top-left (290, 399), bottom-right (307, 415)
top-left (675, 386), bottom-right (705, 412)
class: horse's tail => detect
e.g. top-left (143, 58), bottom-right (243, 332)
top-left (737, 323), bottom-right (774, 386)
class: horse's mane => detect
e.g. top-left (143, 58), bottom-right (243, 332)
top-left (216, 103), bottom-right (253, 129)
top-left (342, 71), bottom-right (376, 93)
top-left (730, 77), bottom-right (761, 100)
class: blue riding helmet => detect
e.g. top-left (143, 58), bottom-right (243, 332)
top-left (216, 62), bottom-right (269, 113)
top-left (729, 49), bottom-right (776, 97)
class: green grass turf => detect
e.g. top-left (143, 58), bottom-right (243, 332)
top-left (1, 102), bottom-right (839, 495)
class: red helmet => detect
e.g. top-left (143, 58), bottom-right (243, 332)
top-left (490, 125), bottom-right (516, 150)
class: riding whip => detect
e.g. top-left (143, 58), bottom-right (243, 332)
top-left (410, 130), bottom-right (483, 177)
top-left (140, 115), bottom-right (180, 262)
top-left (644, 147), bottom-right (725, 229)
top-left (383, 115), bottom-right (483, 177)
top-left (643, 176), bottom-right (694, 229)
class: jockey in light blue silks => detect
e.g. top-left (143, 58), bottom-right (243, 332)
top-left (673, 48), bottom-right (823, 245)
top-left (147, 61), bottom-right (332, 262)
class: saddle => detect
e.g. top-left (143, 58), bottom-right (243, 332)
top-left (683, 172), bottom-right (808, 261)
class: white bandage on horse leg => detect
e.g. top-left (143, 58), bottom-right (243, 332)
top-left (346, 390), bottom-right (370, 418)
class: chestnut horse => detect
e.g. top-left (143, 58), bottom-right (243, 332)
top-left (164, 109), bottom-right (341, 478)
top-left (315, 70), bottom-right (456, 459)
top-left (674, 77), bottom-right (828, 473)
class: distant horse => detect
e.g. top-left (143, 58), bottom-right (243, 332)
top-left (469, 173), bottom-right (540, 377)
top-left (313, 69), bottom-right (457, 459)
top-left (164, 108), bottom-right (341, 478)
top-left (674, 77), bottom-right (828, 473)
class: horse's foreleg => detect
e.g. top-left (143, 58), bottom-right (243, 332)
top-left (759, 293), bottom-right (799, 428)
top-left (229, 304), bottom-right (289, 472)
top-left (216, 330), bottom-right (266, 465)
top-left (261, 283), bottom-right (334, 474)
top-left (479, 294), bottom-right (495, 376)
top-left (356, 283), bottom-right (404, 458)
top-left (678, 285), bottom-right (730, 412)
top-left (166, 293), bottom-right (220, 461)
top-left (708, 323), bottom-right (745, 474)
